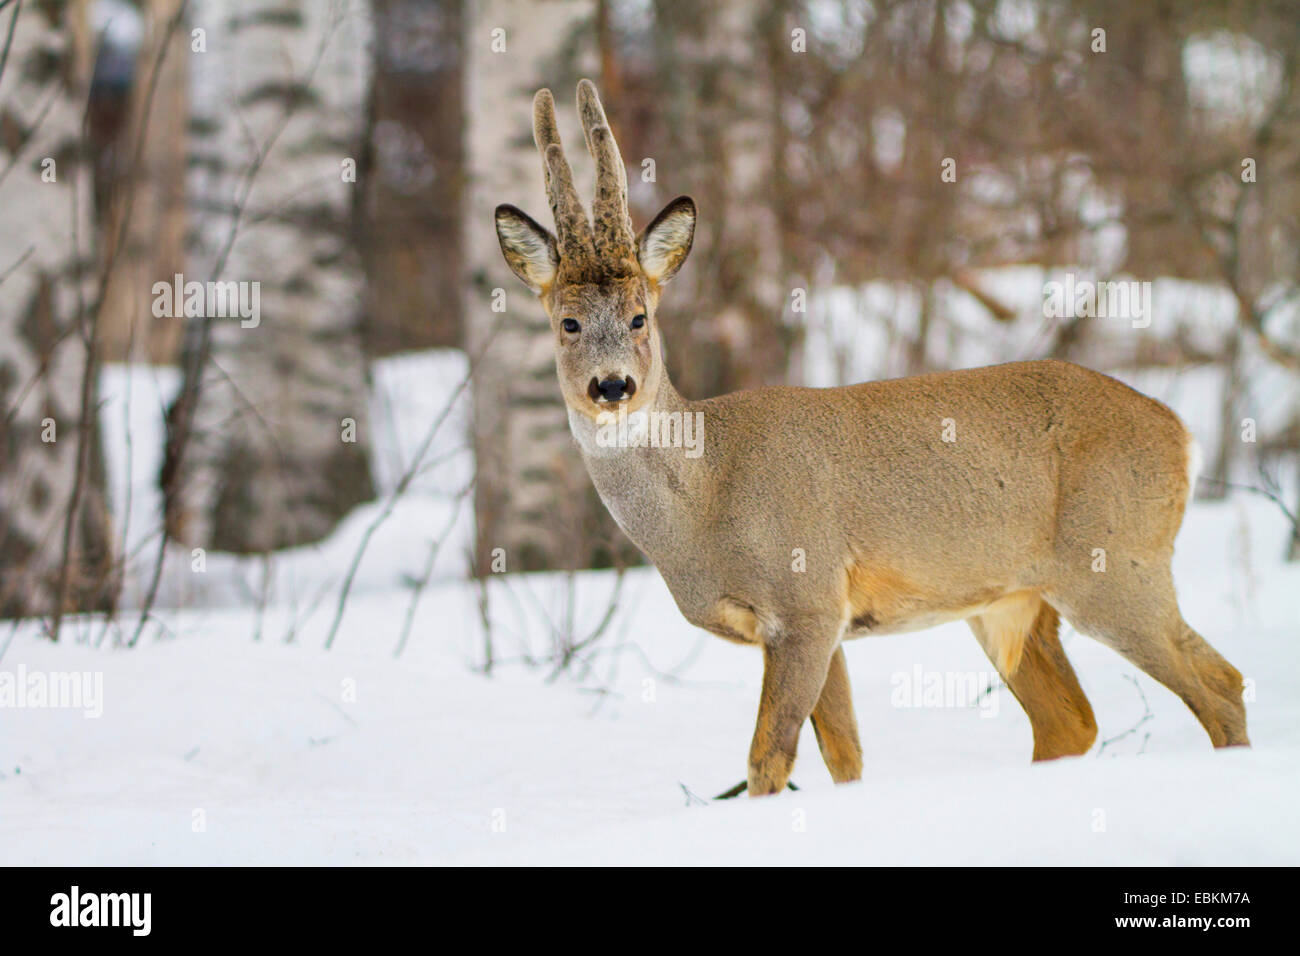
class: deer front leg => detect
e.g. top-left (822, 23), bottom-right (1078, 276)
top-left (810, 645), bottom-right (863, 783)
top-left (748, 619), bottom-right (842, 796)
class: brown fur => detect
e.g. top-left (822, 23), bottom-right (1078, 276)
top-left (970, 600), bottom-right (1097, 760)
top-left (975, 590), bottom-right (1041, 676)
top-left (495, 82), bottom-right (1251, 797)
top-left (810, 647), bottom-right (864, 782)
top-left (707, 597), bottom-right (765, 645)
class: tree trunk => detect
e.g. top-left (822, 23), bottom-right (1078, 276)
top-left (0, 0), bottom-right (116, 619)
top-left (166, 0), bottom-right (375, 554)
top-left (465, 0), bottom-right (599, 574)
top-left (96, 0), bottom-right (190, 365)
top-left (1203, 327), bottom-right (1244, 501)
top-left (649, 0), bottom-right (792, 398)
top-left (359, 0), bottom-right (465, 356)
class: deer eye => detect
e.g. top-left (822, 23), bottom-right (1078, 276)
top-left (630, 314), bottom-right (646, 329)
top-left (561, 318), bottom-right (580, 333)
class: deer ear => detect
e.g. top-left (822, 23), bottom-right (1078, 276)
top-left (495, 204), bottom-right (559, 293)
top-left (637, 195), bottom-right (695, 283)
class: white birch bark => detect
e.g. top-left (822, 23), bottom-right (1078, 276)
top-left (171, 0), bottom-right (375, 553)
top-left (0, 0), bottom-right (114, 617)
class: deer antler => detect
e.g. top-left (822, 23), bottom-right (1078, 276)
top-left (530, 82), bottom-right (635, 276)
top-left (533, 88), bottom-right (596, 265)
top-left (576, 79), bottom-right (636, 265)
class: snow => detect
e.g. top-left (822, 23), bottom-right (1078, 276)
top-left (5, 305), bottom-right (1297, 864)
top-left (95, 350), bottom-right (475, 611)
top-left (1, 495), bottom-right (1295, 865)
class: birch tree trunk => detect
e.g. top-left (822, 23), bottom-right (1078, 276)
top-left (166, 0), bottom-right (375, 554)
top-left (0, 0), bottom-right (115, 619)
top-left (465, 0), bottom-right (599, 574)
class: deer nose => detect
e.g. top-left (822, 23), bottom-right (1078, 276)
top-left (597, 377), bottom-right (628, 401)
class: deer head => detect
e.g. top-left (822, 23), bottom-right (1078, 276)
top-left (494, 80), bottom-right (696, 420)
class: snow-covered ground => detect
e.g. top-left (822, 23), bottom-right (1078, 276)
top-left (1, 493), bottom-right (1296, 865)
top-left (4, 292), bottom-right (1298, 865)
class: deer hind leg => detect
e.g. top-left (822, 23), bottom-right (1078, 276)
top-left (969, 596), bottom-right (1097, 761)
top-left (809, 645), bottom-right (863, 783)
top-left (1050, 571), bottom-right (1249, 748)
top-left (748, 616), bottom-right (842, 796)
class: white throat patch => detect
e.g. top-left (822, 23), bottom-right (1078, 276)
top-left (568, 406), bottom-right (649, 457)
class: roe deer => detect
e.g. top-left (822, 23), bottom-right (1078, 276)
top-left (494, 81), bottom-right (1250, 797)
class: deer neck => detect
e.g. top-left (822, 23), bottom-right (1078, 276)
top-left (566, 374), bottom-right (702, 558)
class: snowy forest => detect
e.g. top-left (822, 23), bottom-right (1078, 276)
top-left (1, 0), bottom-right (1298, 866)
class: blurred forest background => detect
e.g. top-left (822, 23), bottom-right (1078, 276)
top-left (1, 0), bottom-right (1298, 634)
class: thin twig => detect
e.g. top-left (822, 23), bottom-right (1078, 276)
top-left (323, 335), bottom-right (496, 650)
top-left (1097, 675), bottom-right (1154, 755)
top-left (394, 480), bottom-right (474, 657)
top-left (0, 245), bottom-right (32, 286)
top-left (1198, 475), bottom-right (1297, 527)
